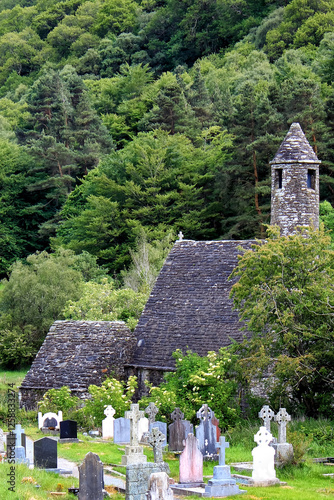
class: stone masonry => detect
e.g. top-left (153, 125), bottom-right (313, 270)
top-left (20, 321), bottom-right (137, 409)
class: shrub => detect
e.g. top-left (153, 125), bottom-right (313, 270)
top-left (38, 386), bottom-right (79, 416)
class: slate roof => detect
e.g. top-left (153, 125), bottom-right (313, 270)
top-left (270, 122), bottom-right (320, 164)
top-left (20, 321), bottom-right (136, 392)
top-left (129, 240), bottom-right (256, 370)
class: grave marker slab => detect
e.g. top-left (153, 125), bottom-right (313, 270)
top-left (211, 416), bottom-right (221, 442)
top-left (114, 417), bottom-right (130, 444)
top-left (148, 427), bottom-right (166, 464)
top-left (78, 452), bottom-right (104, 500)
top-left (102, 405), bottom-right (115, 439)
top-left (168, 408), bottom-right (187, 452)
top-left (195, 404), bottom-right (217, 458)
top-left (60, 420), bottom-right (78, 442)
top-left (34, 437), bottom-right (57, 469)
top-left (179, 433), bottom-right (203, 485)
top-left (252, 427), bottom-right (279, 485)
top-left (0, 428), bottom-right (4, 453)
top-left (147, 472), bottom-right (174, 500)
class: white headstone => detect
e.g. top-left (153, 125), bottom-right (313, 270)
top-left (0, 428), bottom-right (4, 452)
top-left (138, 417), bottom-right (149, 441)
top-left (147, 472), bottom-right (174, 500)
top-left (102, 405), bottom-right (115, 439)
top-left (252, 426), bottom-right (276, 482)
top-left (38, 411), bottom-right (63, 430)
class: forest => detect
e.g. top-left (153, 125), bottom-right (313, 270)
top-left (1, 0), bottom-right (334, 365)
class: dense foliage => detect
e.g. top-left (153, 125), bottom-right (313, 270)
top-left (230, 225), bottom-right (334, 418)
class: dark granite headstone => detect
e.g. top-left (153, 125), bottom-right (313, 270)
top-left (78, 452), bottom-right (104, 500)
top-left (168, 408), bottom-right (187, 452)
top-left (60, 420), bottom-right (77, 439)
top-left (196, 404), bottom-right (218, 458)
top-left (34, 437), bottom-right (57, 469)
top-left (43, 417), bottom-right (58, 428)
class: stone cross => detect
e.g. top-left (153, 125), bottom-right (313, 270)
top-left (125, 404), bottom-right (145, 446)
top-left (196, 403), bottom-right (213, 422)
top-left (274, 408), bottom-right (291, 443)
top-left (254, 426), bottom-right (273, 447)
top-left (216, 436), bottom-right (229, 466)
top-left (14, 424), bottom-right (25, 446)
top-left (171, 407), bottom-right (184, 421)
top-left (178, 231), bottom-right (184, 241)
top-left (145, 402), bottom-right (159, 424)
top-left (258, 405), bottom-right (275, 432)
top-left (104, 405), bottom-right (115, 418)
top-left (148, 427), bottom-right (165, 463)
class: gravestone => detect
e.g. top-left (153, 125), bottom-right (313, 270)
top-left (102, 405), bottom-right (115, 440)
top-left (252, 427), bottom-right (279, 485)
top-left (14, 424), bottom-right (25, 446)
top-left (138, 416), bottom-right (149, 442)
top-left (147, 472), bottom-right (174, 500)
top-left (24, 436), bottom-right (34, 466)
top-left (204, 436), bottom-right (246, 497)
top-left (148, 427), bottom-right (166, 464)
top-left (114, 417), bottom-right (130, 444)
top-left (14, 446), bottom-right (29, 465)
top-left (0, 428), bottom-right (4, 452)
top-left (150, 422), bottom-right (167, 448)
top-left (34, 437), bottom-right (57, 469)
top-left (211, 416), bottom-right (221, 442)
top-left (122, 404), bottom-right (147, 465)
top-left (168, 408), bottom-right (187, 452)
top-left (195, 404), bottom-right (217, 459)
top-left (126, 462), bottom-right (170, 500)
top-left (145, 402), bottom-right (159, 424)
top-left (273, 408), bottom-right (293, 463)
top-left (78, 452), bottom-right (104, 500)
top-left (179, 433), bottom-right (203, 486)
top-left (60, 420), bottom-right (78, 442)
top-left (6, 431), bottom-right (16, 460)
top-left (258, 405), bottom-right (275, 432)
top-left (38, 411), bottom-right (62, 430)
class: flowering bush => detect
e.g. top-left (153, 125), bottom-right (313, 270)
top-left (139, 348), bottom-right (240, 428)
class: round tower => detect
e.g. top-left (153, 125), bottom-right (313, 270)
top-left (270, 122), bottom-right (320, 236)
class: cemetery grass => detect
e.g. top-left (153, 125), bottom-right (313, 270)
top-left (0, 369), bottom-right (28, 395)
top-left (0, 461), bottom-right (78, 500)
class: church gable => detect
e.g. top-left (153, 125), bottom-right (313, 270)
top-left (130, 239), bottom-right (255, 371)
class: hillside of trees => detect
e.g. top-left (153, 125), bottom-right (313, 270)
top-left (1, 0), bottom-right (334, 366)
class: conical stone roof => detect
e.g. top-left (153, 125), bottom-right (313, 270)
top-left (270, 122), bottom-right (320, 164)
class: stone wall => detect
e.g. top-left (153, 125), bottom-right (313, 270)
top-left (20, 321), bottom-right (137, 409)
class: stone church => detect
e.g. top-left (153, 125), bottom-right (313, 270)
top-left (20, 123), bottom-right (320, 408)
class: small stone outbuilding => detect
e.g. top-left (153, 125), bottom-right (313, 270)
top-left (20, 321), bottom-right (136, 409)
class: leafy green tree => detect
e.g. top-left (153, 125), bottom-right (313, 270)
top-left (230, 225), bottom-right (334, 417)
top-left (38, 386), bottom-right (79, 415)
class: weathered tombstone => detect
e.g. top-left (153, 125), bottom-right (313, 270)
top-left (138, 416), bottom-right (149, 442)
top-left (114, 417), bottom-right (130, 444)
top-left (0, 428), bottom-right (4, 452)
top-left (24, 436), bottom-right (34, 466)
top-left (121, 404), bottom-right (147, 465)
top-left (60, 420), bottom-right (78, 442)
top-left (34, 437), bottom-right (57, 469)
top-left (14, 446), bottom-right (29, 465)
top-left (148, 427), bottom-right (166, 464)
top-left (195, 404), bottom-right (217, 458)
top-left (6, 431), bottom-right (16, 460)
top-left (252, 427), bottom-right (279, 485)
top-left (258, 405), bottom-right (275, 432)
top-left (102, 405), bottom-right (115, 440)
top-left (273, 408), bottom-right (293, 463)
top-left (204, 436), bottom-right (246, 497)
top-left (126, 462), bottom-right (170, 500)
top-left (14, 424), bottom-right (25, 446)
top-left (150, 421), bottom-right (167, 448)
top-left (179, 433), bottom-right (203, 486)
top-left (147, 472), bottom-right (174, 500)
top-left (211, 416), bottom-right (221, 442)
top-left (78, 452), bottom-right (104, 500)
top-left (145, 402), bottom-right (159, 424)
top-left (168, 408), bottom-right (187, 452)
top-left (38, 411), bottom-right (63, 430)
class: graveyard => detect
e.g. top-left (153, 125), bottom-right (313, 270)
top-left (0, 373), bottom-right (333, 500)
